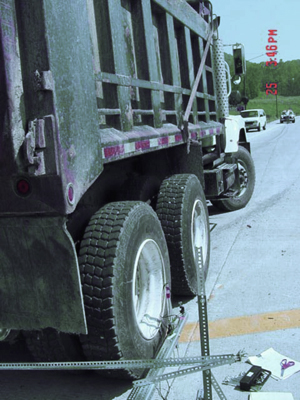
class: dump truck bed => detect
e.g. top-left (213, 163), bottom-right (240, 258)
top-left (0, 0), bottom-right (221, 215)
top-left (0, 0), bottom-right (224, 333)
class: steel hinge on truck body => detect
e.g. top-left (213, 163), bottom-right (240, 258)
top-left (24, 115), bottom-right (59, 176)
top-left (25, 119), bottom-right (46, 175)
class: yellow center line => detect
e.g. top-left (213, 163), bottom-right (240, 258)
top-left (179, 309), bottom-right (300, 343)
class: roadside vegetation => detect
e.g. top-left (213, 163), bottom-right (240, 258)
top-left (229, 93), bottom-right (300, 122)
top-left (224, 53), bottom-right (300, 122)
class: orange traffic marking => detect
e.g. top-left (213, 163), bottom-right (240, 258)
top-left (179, 309), bottom-right (300, 342)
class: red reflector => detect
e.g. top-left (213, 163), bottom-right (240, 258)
top-left (67, 182), bottom-right (75, 205)
top-left (68, 185), bottom-right (74, 202)
top-left (16, 179), bottom-right (30, 195)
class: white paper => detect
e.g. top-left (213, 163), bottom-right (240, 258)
top-left (247, 348), bottom-right (300, 380)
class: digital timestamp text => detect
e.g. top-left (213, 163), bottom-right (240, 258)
top-left (266, 29), bottom-right (278, 96)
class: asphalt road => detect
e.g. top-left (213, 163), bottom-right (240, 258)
top-left (168, 117), bottom-right (300, 400)
top-left (1, 118), bottom-right (299, 400)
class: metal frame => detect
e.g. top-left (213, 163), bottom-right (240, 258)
top-left (92, 0), bottom-right (217, 130)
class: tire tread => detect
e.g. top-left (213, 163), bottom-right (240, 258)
top-left (79, 202), bottom-right (139, 364)
top-left (156, 174), bottom-right (205, 296)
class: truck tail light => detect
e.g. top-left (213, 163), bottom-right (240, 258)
top-left (16, 179), bottom-right (31, 196)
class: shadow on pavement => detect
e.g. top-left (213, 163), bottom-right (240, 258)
top-left (0, 338), bottom-right (133, 400)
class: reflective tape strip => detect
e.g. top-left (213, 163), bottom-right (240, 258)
top-left (102, 128), bottom-right (219, 160)
top-left (135, 140), bottom-right (150, 151)
top-left (158, 136), bottom-right (169, 146)
top-left (103, 144), bottom-right (125, 159)
top-left (124, 142), bottom-right (136, 153)
top-left (103, 134), bottom-right (175, 160)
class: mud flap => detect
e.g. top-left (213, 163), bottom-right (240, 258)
top-left (0, 216), bottom-right (87, 334)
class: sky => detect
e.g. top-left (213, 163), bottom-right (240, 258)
top-left (212, 0), bottom-right (299, 63)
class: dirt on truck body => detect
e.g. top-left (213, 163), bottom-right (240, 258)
top-left (0, 0), bottom-right (255, 377)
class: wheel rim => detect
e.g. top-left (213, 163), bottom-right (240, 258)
top-left (132, 239), bottom-right (165, 340)
top-left (236, 159), bottom-right (248, 197)
top-left (0, 328), bottom-right (10, 341)
top-left (191, 200), bottom-right (209, 266)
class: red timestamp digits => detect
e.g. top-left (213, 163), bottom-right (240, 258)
top-left (266, 30), bottom-right (278, 67)
top-left (266, 83), bottom-right (277, 96)
top-left (266, 60), bottom-right (277, 67)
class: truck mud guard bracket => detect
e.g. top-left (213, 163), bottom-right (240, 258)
top-left (0, 216), bottom-right (87, 334)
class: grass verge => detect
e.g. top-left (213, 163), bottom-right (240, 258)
top-left (229, 94), bottom-right (300, 122)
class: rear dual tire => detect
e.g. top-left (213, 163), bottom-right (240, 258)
top-left (79, 201), bottom-right (171, 379)
top-left (24, 329), bottom-right (84, 362)
top-left (25, 202), bottom-right (171, 380)
top-left (156, 174), bottom-right (210, 296)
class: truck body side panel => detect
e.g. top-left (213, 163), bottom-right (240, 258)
top-left (91, 0), bottom-right (222, 163)
top-left (42, 0), bottom-right (103, 209)
top-left (0, 0), bottom-right (25, 174)
top-left (0, 0), bottom-right (103, 215)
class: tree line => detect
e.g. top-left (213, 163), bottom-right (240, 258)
top-left (224, 53), bottom-right (300, 100)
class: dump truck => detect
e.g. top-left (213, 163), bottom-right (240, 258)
top-left (0, 0), bottom-right (255, 377)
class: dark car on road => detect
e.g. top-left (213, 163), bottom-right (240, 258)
top-left (280, 109), bottom-right (296, 123)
